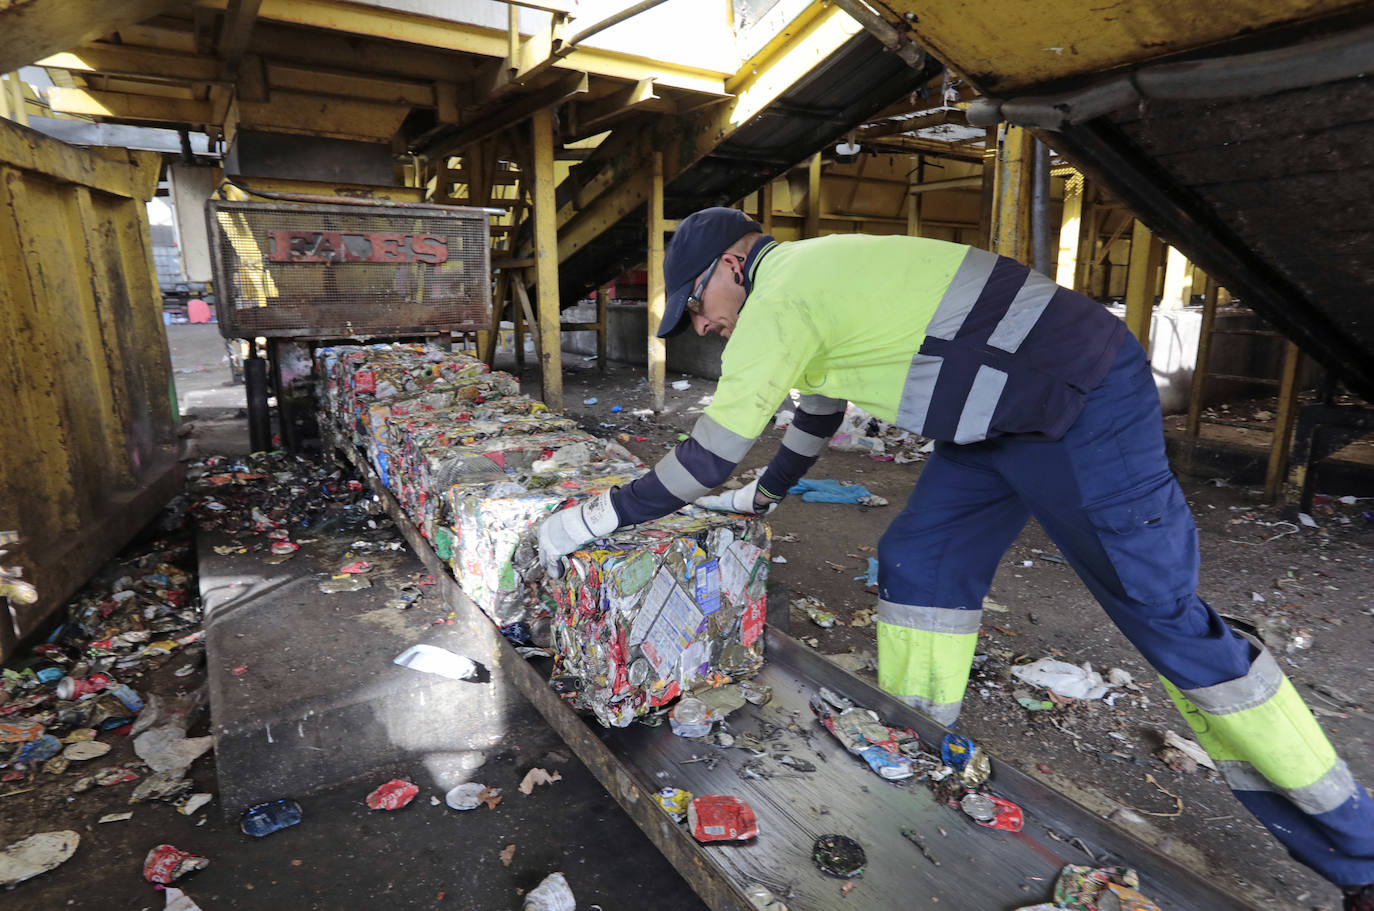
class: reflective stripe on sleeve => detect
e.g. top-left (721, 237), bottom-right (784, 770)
top-left (952, 365), bottom-right (1007, 444)
top-left (895, 354), bottom-right (944, 436)
top-left (653, 449), bottom-right (712, 503)
top-left (927, 247), bottom-right (999, 340)
top-left (987, 270), bottom-right (1058, 353)
top-left (690, 413), bottom-right (755, 463)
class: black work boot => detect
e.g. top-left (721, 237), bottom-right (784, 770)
top-left (1345, 883), bottom-right (1374, 911)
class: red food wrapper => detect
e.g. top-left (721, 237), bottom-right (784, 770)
top-left (143, 844), bottom-right (209, 884)
top-left (976, 794), bottom-right (1024, 832)
top-left (340, 561), bottom-right (372, 574)
top-left (366, 778), bottom-right (419, 810)
top-left (687, 794), bottom-right (758, 842)
top-left (270, 542), bottom-right (299, 555)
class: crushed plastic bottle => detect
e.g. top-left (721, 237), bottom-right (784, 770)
top-left (240, 798), bottom-right (304, 837)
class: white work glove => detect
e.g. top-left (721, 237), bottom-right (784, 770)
top-left (693, 478), bottom-right (778, 516)
top-left (537, 489), bottom-right (620, 580)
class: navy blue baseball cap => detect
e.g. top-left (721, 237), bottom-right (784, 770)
top-left (658, 207), bottom-right (762, 337)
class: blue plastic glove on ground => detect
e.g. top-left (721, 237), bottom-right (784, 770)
top-left (787, 478), bottom-right (874, 504)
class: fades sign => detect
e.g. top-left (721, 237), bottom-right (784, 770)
top-left (267, 230), bottom-right (449, 264)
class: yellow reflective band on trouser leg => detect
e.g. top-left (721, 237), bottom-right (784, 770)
top-left (876, 620), bottom-right (979, 726)
top-left (1163, 666), bottom-right (1355, 816)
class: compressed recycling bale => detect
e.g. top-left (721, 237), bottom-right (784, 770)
top-left (546, 512), bottom-right (771, 728)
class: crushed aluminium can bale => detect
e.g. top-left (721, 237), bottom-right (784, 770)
top-left (446, 468), bottom-right (646, 625)
top-left (388, 418), bottom-right (592, 538)
top-left (316, 343), bottom-right (501, 444)
top-left (544, 512), bottom-right (771, 728)
top-left (310, 343), bottom-right (775, 730)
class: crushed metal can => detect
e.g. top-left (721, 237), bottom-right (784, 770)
top-left (959, 790), bottom-right (1024, 831)
top-left (654, 787), bottom-right (694, 823)
top-left (143, 844), bottom-right (209, 884)
top-left (365, 778), bottom-right (419, 811)
top-left (687, 794), bottom-right (758, 843)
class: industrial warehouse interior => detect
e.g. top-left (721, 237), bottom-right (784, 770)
top-left (1, 1), bottom-right (1372, 909)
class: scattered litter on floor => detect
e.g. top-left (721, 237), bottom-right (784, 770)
top-left (523, 871), bottom-right (576, 910)
top-left (794, 596), bottom-right (834, 628)
top-left (240, 798), bottom-right (304, 836)
top-left (1012, 658), bottom-right (1114, 700)
top-left (1016, 864), bottom-right (1161, 910)
top-left (788, 479), bottom-right (889, 507)
top-left (813, 833), bottom-right (866, 878)
top-left (392, 643), bottom-right (478, 680)
top-left (1156, 730), bottom-right (1217, 773)
top-left (519, 767), bottom-right (563, 794)
top-left (688, 794), bottom-right (758, 842)
top-left (0, 830), bottom-right (80, 886)
top-left (142, 843), bottom-right (209, 884)
top-left (365, 778), bottom-right (419, 810)
top-left (499, 844), bottom-right (516, 866)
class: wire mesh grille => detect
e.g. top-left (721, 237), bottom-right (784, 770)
top-left (208, 201), bottom-right (492, 338)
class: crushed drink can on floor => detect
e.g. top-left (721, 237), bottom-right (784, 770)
top-left (142, 844), bottom-right (209, 884)
top-left (365, 778), bottom-right (419, 810)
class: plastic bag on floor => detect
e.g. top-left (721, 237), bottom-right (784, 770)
top-left (1012, 658), bottom-right (1112, 700)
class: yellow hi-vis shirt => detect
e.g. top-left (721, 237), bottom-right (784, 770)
top-left (704, 234), bottom-right (968, 440)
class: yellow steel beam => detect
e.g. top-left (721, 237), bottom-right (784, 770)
top-left (1054, 171), bottom-right (1084, 287)
top-left (569, 78), bottom-right (672, 139)
top-left (805, 152), bottom-right (822, 238)
top-left (46, 86), bottom-right (212, 125)
top-left (0, 0), bottom-right (185, 73)
top-left (991, 124), bottom-right (1032, 264)
top-left (249, 23), bottom-right (482, 84)
top-left (1265, 341), bottom-right (1303, 501)
top-left (196, 0), bottom-right (729, 96)
top-left (227, 90), bottom-right (411, 142)
top-left (265, 62), bottom-right (436, 107)
top-left (428, 70), bottom-right (588, 159)
top-left (558, 169), bottom-right (651, 263)
top-left (38, 45), bottom-right (224, 83)
top-left (648, 151), bottom-right (666, 412)
top-left (1159, 245), bottom-right (1193, 310)
top-left (1124, 220), bottom-right (1159, 349)
top-left (532, 108), bottom-right (563, 411)
top-left (549, 3), bottom-right (861, 265)
top-left (672, 3), bottom-right (859, 176)
top-left (875, 0), bottom-right (1359, 94)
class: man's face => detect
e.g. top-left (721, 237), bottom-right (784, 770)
top-left (687, 252), bottom-right (747, 338)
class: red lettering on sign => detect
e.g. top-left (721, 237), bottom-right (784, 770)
top-left (266, 230), bottom-right (451, 264)
top-left (369, 233), bottom-right (405, 263)
top-left (411, 234), bottom-right (449, 265)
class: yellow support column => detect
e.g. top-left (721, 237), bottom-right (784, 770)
top-left (805, 152), bottom-right (821, 238)
top-left (1124, 220), bottom-right (1160, 350)
top-left (648, 152), bottom-right (667, 412)
top-left (1160, 245), bottom-right (1193, 310)
top-left (1054, 171), bottom-right (1085, 287)
top-left (991, 125), bottom-right (1032, 264)
top-left (1265, 341), bottom-right (1303, 501)
top-left (1185, 277), bottom-right (1219, 439)
top-left (531, 109), bottom-right (562, 411)
top-left (760, 180), bottom-right (774, 235)
top-left (7, 74), bottom-right (28, 126)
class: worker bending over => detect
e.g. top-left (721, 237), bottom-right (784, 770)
top-left (537, 207), bottom-right (1374, 906)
